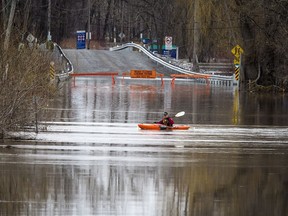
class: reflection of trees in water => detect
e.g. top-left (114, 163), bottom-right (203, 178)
top-left (173, 153), bottom-right (288, 216)
top-left (240, 93), bottom-right (288, 126)
top-left (0, 157), bottom-right (52, 215)
top-left (1, 150), bottom-right (288, 215)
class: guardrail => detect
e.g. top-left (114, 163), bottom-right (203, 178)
top-left (53, 43), bottom-right (74, 80)
top-left (110, 43), bottom-right (236, 86)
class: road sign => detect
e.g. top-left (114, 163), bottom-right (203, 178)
top-left (165, 36), bottom-right (172, 50)
top-left (76, 30), bottom-right (86, 49)
top-left (130, 69), bottom-right (156, 78)
top-left (231, 45), bottom-right (244, 57)
top-left (26, 33), bottom-right (35, 43)
top-left (233, 56), bottom-right (240, 65)
top-left (118, 32), bottom-right (125, 39)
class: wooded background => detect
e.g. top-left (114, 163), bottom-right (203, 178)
top-left (1, 0), bottom-right (288, 87)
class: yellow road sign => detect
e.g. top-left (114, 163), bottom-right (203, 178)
top-left (233, 56), bottom-right (240, 65)
top-left (231, 45), bottom-right (244, 57)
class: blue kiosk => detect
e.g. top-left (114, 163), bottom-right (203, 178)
top-left (76, 30), bottom-right (86, 49)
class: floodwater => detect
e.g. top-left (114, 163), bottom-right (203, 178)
top-left (1, 77), bottom-right (288, 216)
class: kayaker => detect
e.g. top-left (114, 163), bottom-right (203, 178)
top-left (157, 112), bottom-right (174, 126)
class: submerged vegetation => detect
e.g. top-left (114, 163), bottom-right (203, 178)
top-left (0, 45), bottom-right (57, 139)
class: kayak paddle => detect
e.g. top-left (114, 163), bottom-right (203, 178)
top-left (175, 111), bottom-right (185, 117)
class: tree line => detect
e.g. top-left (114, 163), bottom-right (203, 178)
top-left (1, 0), bottom-right (288, 89)
top-left (0, 0), bottom-right (57, 138)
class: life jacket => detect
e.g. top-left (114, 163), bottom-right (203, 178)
top-left (163, 117), bottom-right (174, 126)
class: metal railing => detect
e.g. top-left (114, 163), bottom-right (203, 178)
top-left (110, 43), bottom-right (236, 86)
top-left (53, 43), bottom-right (74, 80)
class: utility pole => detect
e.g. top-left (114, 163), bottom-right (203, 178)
top-left (192, 0), bottom-right (199, 72)
top-left (120, 0), bottom-right (124, 43)
top-left (47, 0), bottom-right (51, 41)
top-left (87, 0), bottom-right (91, 49)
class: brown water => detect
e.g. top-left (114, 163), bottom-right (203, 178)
top-left (1, 78), bottom-right (288, 216)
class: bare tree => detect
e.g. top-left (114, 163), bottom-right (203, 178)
top-left (0, 46), bottom-right (56, 138)
top-left (1, 0), bottom-right (287, 90)
top-left (3, 0), bottom-right (16, 50)
top-left (233, 0), bottom-right (288, 89)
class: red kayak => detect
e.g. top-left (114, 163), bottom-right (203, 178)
top-left (138, 123), bottom-right (190, 130)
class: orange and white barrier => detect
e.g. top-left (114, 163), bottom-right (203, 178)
top-left (70, 72), bottom-right (119, 86)
top-left (170, 74), bottom-right (210, 85)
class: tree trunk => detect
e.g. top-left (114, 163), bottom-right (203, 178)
top-left (102, 0), bottom-right (112, 40)
top-left (224, 1), bottom-right (237, 44)
top-left (1, 0), bottom-right (7, 31)
top-left (240, 15), bottom-right (258, 82)
top-left (4, 0), bottom-right (17, 50)
top-left (22, 0), bottom-right (32, 38)
top-left (234, 0), bottom-right (258, 84)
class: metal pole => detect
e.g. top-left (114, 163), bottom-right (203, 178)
top-left (47, 0), bottom-right (51, 41)
top-left (192, 0), bottom-right (199, 72)
top-left (87, 0), bottom-right (91, 49)
top-left (120, 0), bottom-right (124, 43)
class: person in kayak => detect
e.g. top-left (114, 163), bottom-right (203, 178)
top-left (157, 112), bottom-right (174, 126)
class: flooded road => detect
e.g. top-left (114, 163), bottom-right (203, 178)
top-left (1, 76), bottom-right (288, 215)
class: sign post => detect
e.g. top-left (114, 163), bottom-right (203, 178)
top-left (49, 61), bottom-right (55, 80)
top-left (231, 45), bottom-right (243, 123)
top-left (231, 45), bottom-right (244, 85)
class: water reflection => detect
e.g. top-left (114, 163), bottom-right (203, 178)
top-left (1, 77), bottom-right (288, 215)
top-left (1, 147), bottom-right (287, 215)
top-left (47, 78), bottom-right (288, 126)
top-left (240, 93), bottom-right (288, 125)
